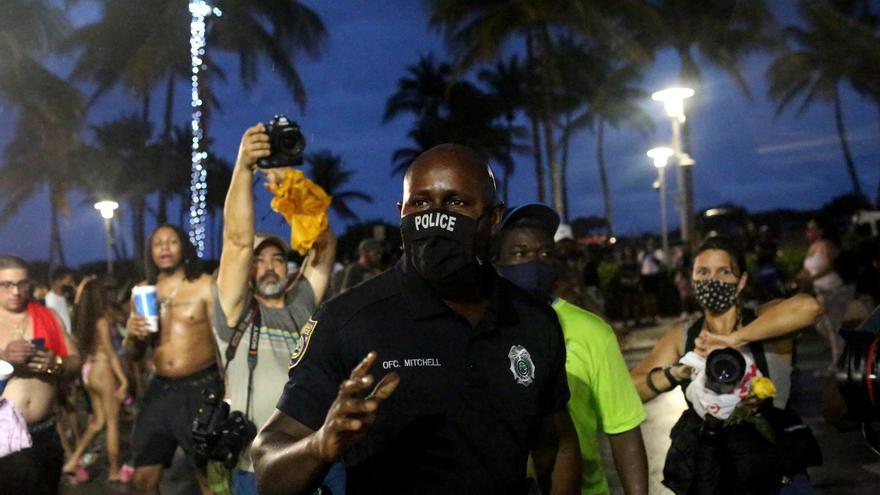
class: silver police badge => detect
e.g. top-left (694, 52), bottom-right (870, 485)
top-left (508, 345), bottom-right (535, 386)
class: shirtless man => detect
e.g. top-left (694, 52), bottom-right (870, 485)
top-left (0, 254), bottom-right (80, 495)
top-left (124, 224), bottom-right (220, 494)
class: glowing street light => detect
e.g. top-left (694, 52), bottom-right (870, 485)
top-left (647, 147), bottom-right (674, 168)
top-left (94, 201), bottom-right (119, 274)
top-left (652, 86), bottom-right (696, 246)
top-left (647, 147), bottom-right (673, 261)
top-left (652, 87), bottom-right (694, 120)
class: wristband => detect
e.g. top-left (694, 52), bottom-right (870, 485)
top-left (646, 367), bottom-right (664, 395)
top-left (664, 366), bottom-right (681, 388)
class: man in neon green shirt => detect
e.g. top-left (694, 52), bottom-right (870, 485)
top-left (496, 203), bottom-right (648, 495)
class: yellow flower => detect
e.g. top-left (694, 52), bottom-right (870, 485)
top-left (751, 376), bottom-right (777, 400)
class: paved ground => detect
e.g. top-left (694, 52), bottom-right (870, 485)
top-left (63, 317), bottom-right (880, 494)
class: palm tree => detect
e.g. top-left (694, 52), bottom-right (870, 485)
top-left (0, 0), bottom-right (79, 121)
top-left (383, 54), bottom-right (452, 123)
top-left (84, 116), bottom-right (162, 261)
top-left (384, 55), bottom-right (522, 179)
top-left (551, 39), bottom-right (652, 231)
top-left (0, 0), bottom-right (84, 265)
top-left (478, 56), bottom-right (536, 204)
top-left (306, 150), bottom-right (373, 223)
top-left (767, 0), bottom-right (865, 196)
top-left (68, 0), bottom-right (328, 228)
top-left (648, 0), bottom-right (778, 241)
top-left (428, 0), bottom-right (656, 211)
top-left (0, 110), bottom-right (83, 266)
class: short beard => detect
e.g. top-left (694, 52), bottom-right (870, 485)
top-left (256, 273), bottom-right (285, 298)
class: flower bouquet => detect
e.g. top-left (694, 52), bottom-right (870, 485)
top-left (725, 376), bottom-right (777, 442)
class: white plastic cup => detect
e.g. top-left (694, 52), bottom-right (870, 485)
top-left (0, 359), bottom-right (13, 396)
top-left (132, 285), bottom-right (159, 333)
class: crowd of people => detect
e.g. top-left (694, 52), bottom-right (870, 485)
top-left (0, 125), bottom-right (877, 495)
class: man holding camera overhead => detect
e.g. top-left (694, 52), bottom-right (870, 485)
top-left (212, 122), bottom-right (337, 495)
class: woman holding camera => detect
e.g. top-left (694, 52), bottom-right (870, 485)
top-left (62, 278), bottom-right (129, 482)
top-left (631, 236), bottom-right (822, 494)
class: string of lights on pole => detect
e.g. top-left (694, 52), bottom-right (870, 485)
top-left (188, 0), bottom-right (221, 257)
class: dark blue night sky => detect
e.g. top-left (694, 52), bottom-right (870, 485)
top-left (0, 1), bottom-right (877, 265)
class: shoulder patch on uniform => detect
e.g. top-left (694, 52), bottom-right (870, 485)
top-left (288, 318), bottom-right (317, 370)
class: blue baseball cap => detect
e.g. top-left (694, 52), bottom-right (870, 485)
top-left (499, 203), bottom-right (561, 237)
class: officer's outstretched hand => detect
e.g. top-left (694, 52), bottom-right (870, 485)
top-left (314, 351), bottom-right (400, 462)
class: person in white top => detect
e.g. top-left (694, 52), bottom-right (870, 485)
top-left (797, 217), bottom-right (855, 370)
top-left (44, 266), bottom-right (75, 335)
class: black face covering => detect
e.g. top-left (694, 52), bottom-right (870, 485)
top-left (400, 208), bottom-right (488, 302)
top-left (500, 261), bottom-right (560, 300)
top-left (693, 278), bottom-right (740, 314)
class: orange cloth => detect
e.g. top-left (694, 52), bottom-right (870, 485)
top-left (268, 169), bottom-right (331, 255)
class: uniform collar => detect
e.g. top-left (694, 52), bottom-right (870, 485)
top-left (394, 258), bottom-right (518, 328)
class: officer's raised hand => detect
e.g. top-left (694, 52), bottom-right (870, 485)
top-left (314, 351), bottom-right (400, 462)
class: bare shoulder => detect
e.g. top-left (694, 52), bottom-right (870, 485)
top-left (190, 273), bottom-right (215, 300)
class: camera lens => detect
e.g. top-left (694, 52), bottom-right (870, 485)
top-left (279, 129), bottom-right (299, 151)
top-left (706, 348), bottom-right (746, 395)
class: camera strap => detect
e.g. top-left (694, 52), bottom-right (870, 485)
top-left (223, 296), bottom-right (262, 419)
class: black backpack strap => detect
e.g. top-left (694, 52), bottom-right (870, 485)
top-left (679, 317), bottom-right (705, 400)
top-left (684, 316), bottom-right (704, 354)
top-left (741, 307), bottom-right (771, 378)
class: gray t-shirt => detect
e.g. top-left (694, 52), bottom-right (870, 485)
top-left (211, 279), bottom-right (316, 471)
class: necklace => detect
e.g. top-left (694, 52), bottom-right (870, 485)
top-left (1, 313), bottom-right (29, 340)
top-left (158, 278), bottom-right (183, 316)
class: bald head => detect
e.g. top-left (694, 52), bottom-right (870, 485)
top-left (403, 144), bottom-right (497, 206)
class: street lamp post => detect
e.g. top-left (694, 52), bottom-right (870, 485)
top-left (94, 201), bottom-right (119, 274)
top-left (652, 87), bottom-right (695, 246)
top-left (647, 147), bottom-right (674, 263)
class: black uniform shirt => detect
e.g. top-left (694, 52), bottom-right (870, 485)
top-left (277, 260), bottom-right (570, 495)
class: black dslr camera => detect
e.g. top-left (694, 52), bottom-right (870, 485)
top-left (705, 347), bottom-right (746, 395)
top-left (191, 388), bottom-right (257, 470)
top-left (257, 114), bottom-right (306, 168)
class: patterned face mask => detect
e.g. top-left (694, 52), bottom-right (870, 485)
top-left (693, 278), bottom-right (740, 314)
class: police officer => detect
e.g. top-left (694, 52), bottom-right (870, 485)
top-left (252, 144), bottom-right (580, 495)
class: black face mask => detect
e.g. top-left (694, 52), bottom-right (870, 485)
top-left (500, 262), bottom-right (560, 300)
top-left (694, 278), bottom-right (740, 314)
top-left (400, 208), bottom-right (488, 302)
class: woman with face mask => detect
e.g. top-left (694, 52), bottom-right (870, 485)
top-left (630, 236), bottom-right (822, 494)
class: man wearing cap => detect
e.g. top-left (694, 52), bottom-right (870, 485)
top-left (252, 143), bottom-right (580, 495)
top-left (496, 204), bottom-right (648, 495)
top-left (213, 124), bottom-right (337, 494)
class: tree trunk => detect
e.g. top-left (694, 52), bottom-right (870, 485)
top-left (48, 183), bottom-right (67, 267)
top-left (560, 116), bottom-right (572, 222)
top-left (157, 74), bottom-right (177, 224)
top-left (596, 118), bottom-right (612, 234)
top-left (503, 119), bottom-right (513, 205)
top-left (535, 29), bottom-right (563, 218)
top-left (678, 55), bottom-right (699, 247)
top-left (141, 92), bottom-right (150, 126)
top-left (543, 119), bottom-right (564, 219)
top-left (525, 32), bottom-right (546, 203)
top-left (131, 197), bottom-right (146, 264)
top-left (833, 86), bottom-right (864, 197)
